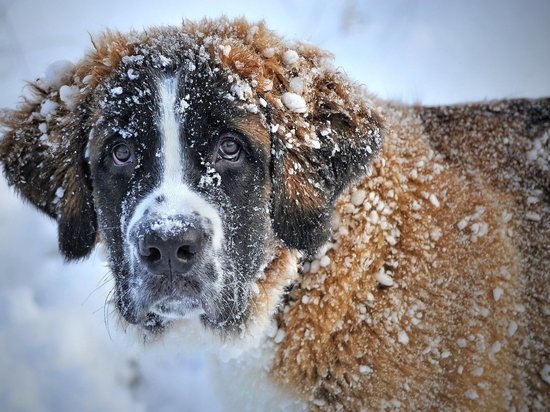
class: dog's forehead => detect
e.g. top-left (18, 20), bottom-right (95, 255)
top-left (88, 62), bottom-right (270, 156)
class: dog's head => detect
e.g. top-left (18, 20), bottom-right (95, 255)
top-left (0, 19), bottom-right (382, 336)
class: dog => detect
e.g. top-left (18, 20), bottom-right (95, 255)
top-left (1, 17), bottom-right (548, 410)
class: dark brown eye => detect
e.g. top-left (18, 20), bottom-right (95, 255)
top-left (112, 143), bottom-right (133, 166)
top-left (218, 139), bottom-right (241, 161)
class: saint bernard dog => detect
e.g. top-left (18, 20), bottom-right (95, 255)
top-left (1, 17), bottom-right (548, 411)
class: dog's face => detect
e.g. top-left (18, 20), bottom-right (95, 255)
top-left (89, 62), bottom-right (274, 331)
top-left (0, 20), bottom-right (383, 337)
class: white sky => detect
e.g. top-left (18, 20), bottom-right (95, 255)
top-left (0, 1), bottom-right (549, 411)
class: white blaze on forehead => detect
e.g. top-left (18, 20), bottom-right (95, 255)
top-left (158, 77), bottom-right (183, 185)
top-left (125, 76), bottom-right (224, 253)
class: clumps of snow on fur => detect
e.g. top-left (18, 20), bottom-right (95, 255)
top-left (281, 92), bottom-right (307, 113)
top-left (526, 129), bottom-right (549, 171)
top-left (289, 77), bottom-right (304, 94)
top-left (282, 49), bottom-right (299, 66)
top-left (465, 389), bottom-right (479, 400)
top-left (39, 99), bottom-right (59, 119)
top-left (397, 330), bottom-right (409, 345)
top-left (39, 60), bottom-right (75, 89)
top-left (59, 85), bottom-right (80, 110)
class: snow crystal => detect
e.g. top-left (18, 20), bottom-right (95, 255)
top-left (220, 44), bottom-right (231, 57)
top-left (540, 365), bottom-right (550, 384)
top-left (490, 341), bottom-right (501, 354)
top-left (281, 92), bottom-right (307, 113)
top-left (375, 268), bottom-right (394, 287)
top-left (492, 287), bottom-right (504, 301)
top-left (525, 212), bottom-right (541, 221)
top-left (178, 96), bottom-right (190, 113)
top-left (198, 165), bottom-right (222, 188)
top-left (244, 104), bottom-right (259, 113)
top-left (456, 338), bottom-right (468, 348)
top-left (40, 99), bottom-right (59, 118)
top-left (457, 366), bottom-right (464, 374)
top-left (59, 85), bottom-right (79, 110)
top-left (122, 54), bottom-right (145, 64)
top-left (359, 365), bottom-right (373, 374)
top-left (397, 330), bottom-right (409, 345)
top-left (38, 123), bottom-right (48, 134)
top-left (386, 235), bottom-right (397, 246)
top-left (465, 389), bottom-right (479, 400)
top-left (430, 227), bottom-right (442, 241)
top-left (514, 304), bottom-right (526, 313)
top-left (282, 49), bottom-right (299, 66)
top-left (526, 131), bottom-right (549, 171)
top-left (42, 60), bottom-right (74, 88)
top-left (127, 69), bottom-right (139, 80)
top-left (259, 98), bottom-right (267, 107)
top-left (231, 81), bottom-right (252, 101)
top-left (319, 255), bottom-right (331, 267)
top-left (273, 328), bottom-right (286, 344)
top-left (110, 86), bottom-right (123, 96)
top-left (351, 190), bottom-right (366, 206)
top-left (309, 259), bottom-right (320, 274)
top-left (457, 218), bottom-right (469, 231)
top-left (507, 321), bottom-right (518, 337)
top-left (55, 187), bottom-right (65, 199)
top-left (301, 295), bottom-right (310, 304)
top-left (289, 77), bottom-right (304, 94)
top-left (369, 210), bottom-right (379, 224)
top-left (262, 48), bottom-right (275, 58)
top-left (471, 367), bottom-right (483, 377)
top-left (429, 194), bottom-right (440, 208)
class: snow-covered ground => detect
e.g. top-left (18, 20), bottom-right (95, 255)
top-left (0, 1), bottom-right (549, 411)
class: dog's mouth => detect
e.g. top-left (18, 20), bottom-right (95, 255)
top-left (114, 263), bottom-right (213, 328)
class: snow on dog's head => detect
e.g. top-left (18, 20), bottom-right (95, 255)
top-left (0, 18), bottom-right (382, 339)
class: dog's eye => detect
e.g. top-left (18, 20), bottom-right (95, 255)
top-left (217, 138), bottom-right (241, 161)
top-left (112, 143), bottom-right (133, 166)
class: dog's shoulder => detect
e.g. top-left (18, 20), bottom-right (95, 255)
top-left (271, 100), bottom-right (549, 409)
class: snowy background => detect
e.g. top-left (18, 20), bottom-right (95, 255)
top-left (0, 1), bottom-right (549, 411)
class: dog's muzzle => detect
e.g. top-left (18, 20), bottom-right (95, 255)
top-left (127, 213), bottom-right (214, 320)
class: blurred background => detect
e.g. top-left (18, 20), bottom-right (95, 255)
top-left (0, 1), bottom-right (549, 411)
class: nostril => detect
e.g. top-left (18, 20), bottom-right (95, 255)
top-left (144, 246), bottom-right (162, 263)
top-left (177, 245), bottom-right (195, 261)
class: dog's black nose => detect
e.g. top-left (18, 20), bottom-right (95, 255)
top-left (138, 225), bottom-right (204, 275)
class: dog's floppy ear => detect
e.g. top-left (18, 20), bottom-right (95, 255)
top-left (269, 70), bottom-right (383, 255)
top-left (0, 62), bottom-right (97, 260)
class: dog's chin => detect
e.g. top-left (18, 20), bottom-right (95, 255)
top-left (149, 296), bottom-right (205, 320)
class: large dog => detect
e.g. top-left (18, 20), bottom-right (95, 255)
top-left (1, 18), bottom-right (548, 410)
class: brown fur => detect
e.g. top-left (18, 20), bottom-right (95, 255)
top-left (273, 100), bottom-right (549, 409)
top-left (0, 17), bottom-right (548, 410)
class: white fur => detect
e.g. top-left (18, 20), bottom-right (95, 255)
top-left (124, 76), bottom-right (225, 317)
top-left (126, 76), bottom-right (224, 250)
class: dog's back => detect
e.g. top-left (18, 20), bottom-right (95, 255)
top-left (273, 98), bottom-right (549, 410)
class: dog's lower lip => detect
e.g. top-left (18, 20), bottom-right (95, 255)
top-left (150, 296), bottom-right (204, 319)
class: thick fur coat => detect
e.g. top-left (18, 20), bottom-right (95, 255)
top-left (0, 18), bottom-right (548, 410)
